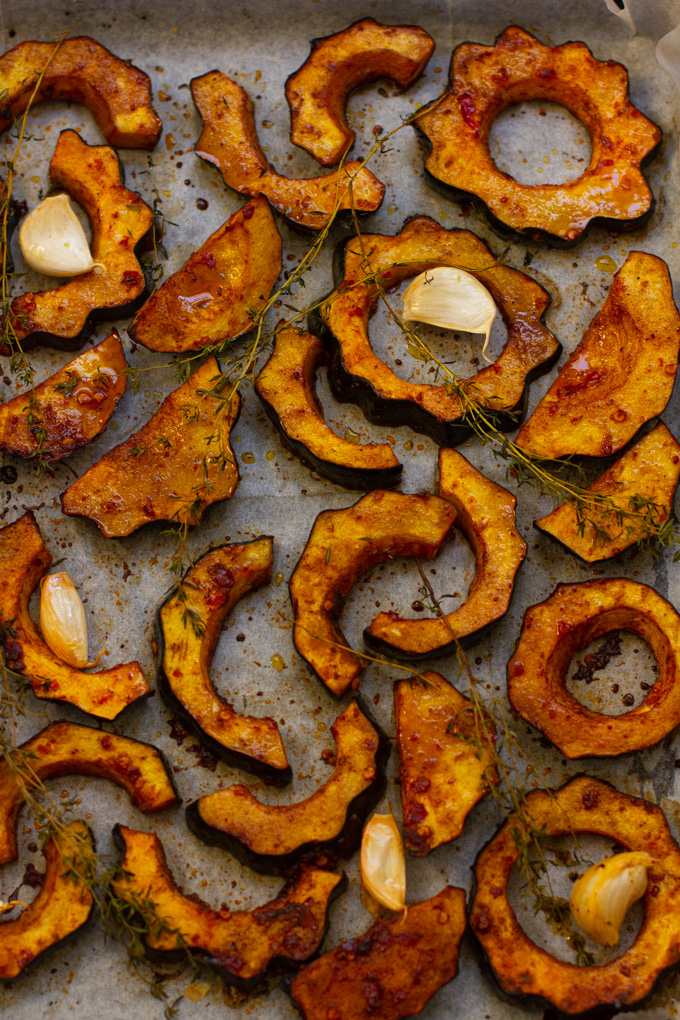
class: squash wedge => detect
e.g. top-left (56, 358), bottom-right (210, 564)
top-left (289, 491), bottom-right (456, 697)
top-left (255, 326), bottom-right (402, 489)
top-left (516, 253), bottom-right (680, 459)
top-left (61, 356), bottom-right (239, 538)
top-left (112, 825), bottom-right (345, 989)
top-left (129, 197), bottom-right (282, 353)
top-left (10, 130), bottom-right (153, 350)
top-left (286, 18), bottom-right (434, 165)
top-left (0, 511), bottom-right (150, 719)
top-left (191, 70), bottom-right (384, 230)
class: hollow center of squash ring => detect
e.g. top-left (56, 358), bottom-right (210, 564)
top-left (488, 100), bottom-right (592, 186)
top-left (565, 630), bottom-right (658, 715)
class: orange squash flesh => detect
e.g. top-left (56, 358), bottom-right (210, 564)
top-left (535, 422), bottom-right (680, 562)
top-left (507, 578), bottom-right (680, 758)
top-left (129, 197), bottom-right (282, 353)
top-left (286, 18), bottom-right (434, 165)
top-left (0, 331), bottom-right (126, 461)
top-left (61, 356), bottom-right (239, 538)
top-left (191, 70), bottom-right (384, 230)
top-left (516, 253), bottom-right (680, 459)
top-left (0, 37), bottom-right (161, 148)
top-left (0, 511), bottom-right (151, 719)
top-left (417, 26), bottom-right (660, 243)
top-left (470, 777), bottom-right (680, 1014)
top-left (289, 491), bottom-right (456, 697)
top-left (9, 130), bottom-right (153, 350)
top-left (366, 449), bottom-right (526, 657)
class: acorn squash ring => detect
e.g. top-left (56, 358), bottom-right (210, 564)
top-left (470, 776), bottom-right (680, 1015)
top-left (416, 26), bottom-right (661, 245)
top-left (507, 578), bottom-right (680, 759)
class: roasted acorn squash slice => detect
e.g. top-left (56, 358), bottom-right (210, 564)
top-left (508, 578), bottom-right (680, 758)
top-left (128, 197), bottom-right (282, 353)
top-left (0, 330), bottom-right (126, 462)
top-left (61, 356), bottom-right (239, 538)
top-left (255, 326), bottom-right (402, 489)
top-left (286, 18), bottom-right (434, 166)
top-left (0, 511), bottom-right (150, 719)
top-left (417, 26), bottom-right (661, 244)
top-left (366, 449), bottom-right (526, 658)
top-left (0, 821), bottom-right (94, 981)
top-left (470, 776), bottom-right (680, 1015)
top-left (312, 216), bottom-right (560, 444)
top-left (157, 537), bottom-right (290, 784)
top-left (112, 824), bottom-right (345, 988)
top-left (288, 885), bottom-right (467, 1020)
top-left (187, 698), bottom-right (389, 873)
top-left (9, 130), bottom-right (153, 351)
top-left (395, 671), bottom-right (497, 856)
top-left (191, 70), bottom-right (384, 230)
top-left (536, 422), bottom-right (680, 562)
top-left (516, 252), bottom-right (680, 459)
top-left (0, 721), bottom-right (177, 865)
top-left (0, 37), bottom-right (161, 148)
top-left (290, 491), bottom-right (456, 697)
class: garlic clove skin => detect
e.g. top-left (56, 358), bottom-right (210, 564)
top-left (360, 812), bottom-right (406, 913)
top-left (401, 266), bottom-right (497, 358)
top-left (19, 194), bottom-right (96, 278)
top-left (39, 572), bottom-right (89, 668)
top-left (569, 851), bottom-right (653, 947)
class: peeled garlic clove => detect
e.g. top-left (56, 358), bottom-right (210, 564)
top-left (19, 194), bottom-right (96, 277)
top-left (360, 812), bottom-right (406, 912)
top-left (570, 851), bottom-right (653, 947)
top-left (401, 265), bottom-right (497, 359)
top-left (39, 572), bottom-right (89, 668)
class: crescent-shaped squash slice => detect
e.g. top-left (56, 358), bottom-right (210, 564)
top-left (366, 449), bottom-right (526, 658)
top-left (516, 253), bottom-right (680, 459)
top-left (288, 885), bottom-right (467, 1020)
top-left (470, 777), bottom-right (680, 1015)
top-left (61, 356), bottom-right (239, 538)
top-left (286, 18), bottom-right (434, 166)
top-left (0, 511), bottom-right (151, 719)
top-left (255, 326), bottom-right (402, 489)
top-left (507, 578), bottom-right (680, 759)
top-left (395, 672), bottom-right (497, 856)
top-left (0, 330), bottom-right (126, 462)
top-left (0, 721), bottom-right (177, 865)
top-left (311, 216), bottom-right (561, 444)
top-left (0, 821), bottom-right (95, 980)
top-left (0, 37), bottom-right (161, 148)
top-left (9, 130), bottom-right (153, 351)
top-left (289, 491), bottom-right (456, 697)
top-left (186, 698), bottom-right (390, 873)
top-left (416, 26), bottom-right (660, 244)
top-left (157, 537), bottom-right (290, 784)
top-left (112, 825), bottom-right (345, 989)
top-left (128, 197), bottom-right (282, 353)
top-left (191, 70), bottom-right (384, 231)
top-left (535, 423), bottom-right (680, 561)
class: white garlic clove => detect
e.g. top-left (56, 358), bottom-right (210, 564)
top-left (569, 851), bottom-right (653, 947)
top-left (39, 572), bottom-right (89, 668)
top-left (360, 812), bottom-right (406, 913)
top-left (19, 194), bottom-right (96, 277)
top-left (401, 266), bottom-right (497, 359)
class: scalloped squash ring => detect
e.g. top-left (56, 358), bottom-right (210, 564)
top-left (417, 25), bottom-right (661, 243)
top-left (508, 578), bottom-right (680, 758)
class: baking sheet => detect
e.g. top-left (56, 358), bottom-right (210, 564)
top-left (1, 0), bottom-right (680, 1016)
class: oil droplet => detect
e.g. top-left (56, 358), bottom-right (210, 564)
top-left (265, 450), bottom-right (276, 461)
top-left (274, 571), bottom-right (284, 586)
top-left (595, 255), bottom-right (617, 274)
top-left (165, 133), bottom-right (176, 151)
top-left (404, 439), bottom-right (413, 450)
top-left (542, 155), bottom-right (550, 164)
top-left (271, 653), bottom-right (286, 671)
top-left (317, 721), bottom-right (327, 732)
top-left (242, 451), bottom-right (255, 464)
top-left (343, 428), bottom-right (360, 444)
top-left (196, 197), bottom-right (209, 210)
top-left (387, 203), bottom-right (397, 215)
